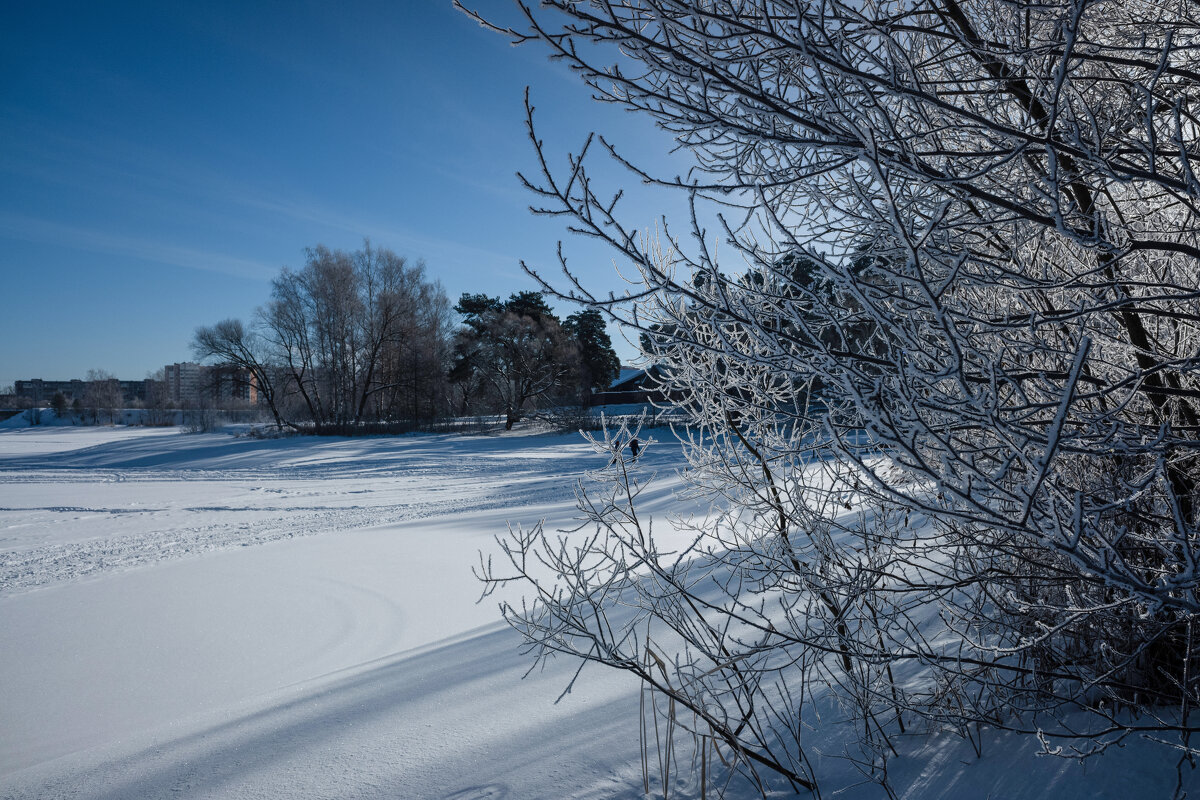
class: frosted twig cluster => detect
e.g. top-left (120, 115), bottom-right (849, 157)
top-left (468, 0), bottom-right (1200, 793)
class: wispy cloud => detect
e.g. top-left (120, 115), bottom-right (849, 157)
top-left (0, 112), bottom-right (528, 286)
top-left (0, 213), bottom-right (277, 280)
top-left (225, 190), bottom-right (525, 276)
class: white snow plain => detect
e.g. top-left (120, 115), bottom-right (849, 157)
top-left (0, 426), bottom-right (1193, 799)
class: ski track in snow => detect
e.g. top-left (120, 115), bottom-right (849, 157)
top-left (0, 426), bottom-right (700, 800)
top-left (0, 431), bottom-right (591, 597)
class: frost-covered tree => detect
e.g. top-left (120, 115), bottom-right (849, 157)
top-left (469, 0), bottom-right (1200, 793)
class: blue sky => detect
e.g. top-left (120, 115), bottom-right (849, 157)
top-left (1, 1), bottom-right (684, 388)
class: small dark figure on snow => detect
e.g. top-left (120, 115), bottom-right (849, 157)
top-left (609, 437), bottom-right (622, 466)
top-left (629, 437), bottom-right (640, 461)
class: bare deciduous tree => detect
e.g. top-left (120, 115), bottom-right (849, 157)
top-left (142, 369), bottom-right (174, 427)
top-left (83, 369), bottom-right (122, 426)
top-left (266, 242), bottom-right (450, 430)
top-left (197, 241), bottom-right (451, 432)
top-left (192, 319), bottom-right (288, 430)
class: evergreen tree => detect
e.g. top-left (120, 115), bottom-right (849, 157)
top-left (564, 309), bottom-right (620, 395)
top-left (50, 391), bottom-right (69, 420)
top-left (503, 290), bottom-right (556, 323)
top-left (450, 291), bottom-right (581, 427)
top-left (454, 293), bottom-right (503, 332)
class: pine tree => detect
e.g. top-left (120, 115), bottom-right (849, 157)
top-left (564, 309), bottom-right (620, 395)
top-left (50, 391), bottom-right (69, 420)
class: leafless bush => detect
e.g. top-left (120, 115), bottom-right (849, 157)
top-left (182, 407), bottom-right (222, 434)
top-left (542, 404), bottom-right (599, 433)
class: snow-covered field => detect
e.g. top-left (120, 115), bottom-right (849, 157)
top-left (0, 426), bottom-right (673, 799)
top-left (0, 426), bottom-right (1191, 799)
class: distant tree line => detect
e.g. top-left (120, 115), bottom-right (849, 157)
top-left (8, 369), bottom-right (170, 427)
top-left (193, 242), bottom-right (620, 432)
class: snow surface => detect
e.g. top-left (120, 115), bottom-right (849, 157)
top-left (1, 427), bottom-right (1194, 798)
